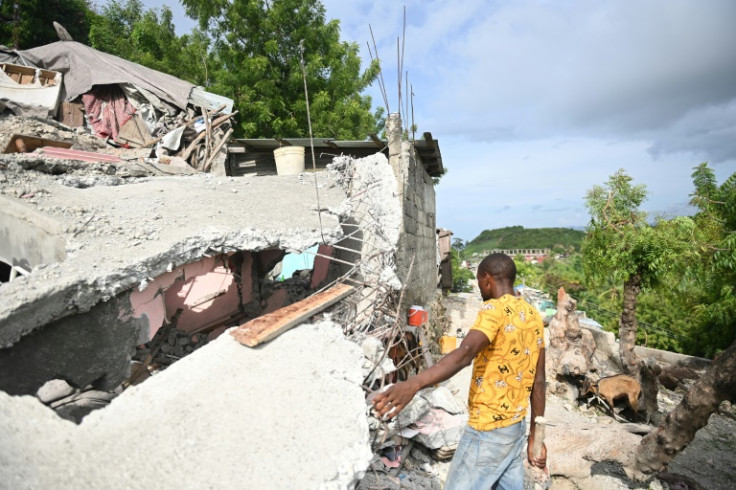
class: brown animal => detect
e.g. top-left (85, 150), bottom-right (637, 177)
top-left (581, 374), bottom-right (642, 420)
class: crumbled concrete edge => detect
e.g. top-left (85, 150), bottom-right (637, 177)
top-left (0, 225), bottom-right (342, 347)
top-left (0, 320), bottom-right (373, 489)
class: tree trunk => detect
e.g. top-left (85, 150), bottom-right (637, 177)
top-left (619, 272), bottom-right (642, 376)
top-left (619, 272), bottom-right (661, 421)
top-left (634, 340), bottom-right (736, 477)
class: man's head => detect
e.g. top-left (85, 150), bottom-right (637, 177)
top-left (477, 253), bottom-right (516, 300)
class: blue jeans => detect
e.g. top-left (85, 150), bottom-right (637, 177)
top-left (444, 419), bottom-right (526, 490)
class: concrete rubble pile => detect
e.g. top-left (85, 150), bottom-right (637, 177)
top-left (1, 321), bottom-right (373, 489)
top-left (318, 149), bottom-right (468, 488)
top-left (0, 141), bottom-right (373, 487)
top-left (0, 77), bottom-right (456, 488)
top-left (1, 36), bottom-right (234, 174)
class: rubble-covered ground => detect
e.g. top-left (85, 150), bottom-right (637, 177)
top-left (360, 290), bottom-right (736, 490)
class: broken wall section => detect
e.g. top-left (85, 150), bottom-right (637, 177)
top-left (386, 114), bottom-right (439, 314)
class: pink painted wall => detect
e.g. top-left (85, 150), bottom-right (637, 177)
top-left (126, 248), bottom-right (315, 341)
top-left (128, 252), bottom-right (255, 341)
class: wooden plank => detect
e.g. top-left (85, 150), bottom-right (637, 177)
top-left (2, 134), bottom-right (72, 154)
top-left (142, 104), bottom-right (226, 148)
top-left (230, 283), bottom-right (354, 347)
top-left (58, 100), bottom-right (85, 128)
top-left (117, 114), bottom-right (152, 148)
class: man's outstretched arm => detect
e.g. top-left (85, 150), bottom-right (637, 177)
top-left (372, 330), bottom-right (489, 419)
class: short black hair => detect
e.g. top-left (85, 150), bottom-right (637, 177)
top-left (478, 253), bottom-right (516, 283)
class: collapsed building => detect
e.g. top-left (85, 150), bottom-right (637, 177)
top-left (1, 39), bottom-right (234, 173)
top-left (0, 38), bottom-right (449, 486)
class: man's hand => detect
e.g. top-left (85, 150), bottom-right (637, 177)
top-left (527, 435), bottom-right (547, 469)
top-left (372, 380), bottom-right (420, 419)
top-left (372, 330), bottom-right (490, 420)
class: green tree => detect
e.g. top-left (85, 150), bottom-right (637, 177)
top-left (88, 0), bottom-right (215, 87)
top-left (179, 0), bottom-right (382, 138)
top-left (582, 169), bottom-right (692, 421)
top-left (452, 238), bottom-right (466, 259)
top-left (684, 163), bottom-right (736, 356)
top-left (631, 164), bottom-right (736, 483)
top-left (0, 0), bottom-right (92, 49)
top-left (450, 248), bottom-right (473, 292)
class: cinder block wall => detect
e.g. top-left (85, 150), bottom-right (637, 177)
top-left (387, 114), bottom-right (438, 313)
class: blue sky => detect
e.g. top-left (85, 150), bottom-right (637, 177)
top-left (142, 0), bottom-right (736, 241)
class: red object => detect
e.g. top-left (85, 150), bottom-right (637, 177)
top-left (408, 305), bottom-right (428, 326)
top-left (36, 147), bottom-right (123, 163)
top-left (310, 244), bottom-right (334, 290)
top-left (81, 85), bottom-right (136, 142)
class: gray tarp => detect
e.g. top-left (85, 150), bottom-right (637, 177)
top-left (19, 41), bottom-right (193, 110)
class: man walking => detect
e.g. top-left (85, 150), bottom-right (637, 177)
top-left (373, 253), bottom-right (547, 489)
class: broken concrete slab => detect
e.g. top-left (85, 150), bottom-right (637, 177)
top-left (0, 170), bottom-right (345, 348)
top-left (0, 320), bottom-right (372, 489)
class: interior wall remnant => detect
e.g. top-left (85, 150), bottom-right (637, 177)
top-left (437, 228), bottom-right (453, 289)
top-left (128, 249), bottom-right (293, 343)
top-left (0, 297), bottom-right (143, 396)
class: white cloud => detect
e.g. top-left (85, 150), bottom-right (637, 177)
top-left (320, 0), bottom-right (736, 238)
top-left (146, 0), bottom-right (736, 239)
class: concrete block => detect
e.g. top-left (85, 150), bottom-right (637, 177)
top-left (420, 386), bottom-right (465, 415)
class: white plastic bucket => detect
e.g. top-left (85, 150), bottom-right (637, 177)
top-left (273, 146), bottom-right (306, 175)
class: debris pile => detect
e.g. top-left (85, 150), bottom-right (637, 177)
top-left (35, 379), bottom-right (117, 424)
top-left (312, 153), bottom-right (470, 487)
top-left (1, 38), bottom-right (235, 173)
top-left (127, 325), bottom-right (212, 387)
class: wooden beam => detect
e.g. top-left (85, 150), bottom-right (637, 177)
top-left (230, 283), bottom-right (354, 347)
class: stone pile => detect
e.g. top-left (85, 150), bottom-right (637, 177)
top-left (35, 379), bottom-right (117, 423)
top-left (129, 326), bottom-right (211, 384)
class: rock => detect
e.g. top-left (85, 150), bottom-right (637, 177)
top-left (419, 386), bottom-right (465, 415)
top-left (546, 422), bottom-right (640, 480)
top-left (410, 445), bottom-right (432, 464)
top-left (547, 288), bottom-right (597, 381)
top-left (411, 408), bottom-right (467, 450)
top-left (36, 379), bottom-right (76, 404)
top-left (52, 390), bottom-right (116, 423)
top-left (398, 396), bottom-right (431, 427)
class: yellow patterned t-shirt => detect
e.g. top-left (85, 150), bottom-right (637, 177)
top-left (467, 294), bottom-right (544, 431)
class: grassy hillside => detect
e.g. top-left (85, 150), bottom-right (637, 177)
top-left (464, 226), bottom-right (585, 256)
